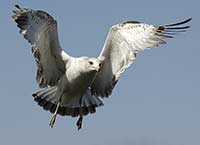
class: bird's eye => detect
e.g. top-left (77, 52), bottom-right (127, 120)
top-left (99, 63), bottom-right (102, 67)
top-left (89, 61), bottom-right (93, 65)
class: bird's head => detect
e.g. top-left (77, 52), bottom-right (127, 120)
top-left (86, 57), bottom-right (102, 72)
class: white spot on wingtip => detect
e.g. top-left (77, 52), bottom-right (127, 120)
top-left (21, 29), bottom-right (27, 35)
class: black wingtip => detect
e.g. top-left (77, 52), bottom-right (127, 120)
top-left (165, 26), bottom-right (190, 30)
top-left (165, 17), bottom-right (192, 27)
top-left (32, 93), bottom-right (37, 97)
top-left (157, 18), bottom-right (192, 38)
top-left (15, 4), bottom-right (21, 9)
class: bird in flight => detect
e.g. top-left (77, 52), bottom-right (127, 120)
top-left (12, 4), bottom-right (191, 130)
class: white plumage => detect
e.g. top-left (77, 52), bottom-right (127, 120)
top-left (12, 4), bottom-right (191, 129)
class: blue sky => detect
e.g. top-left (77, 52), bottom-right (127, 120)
top-left (0, 0), bottom-right (199, 145)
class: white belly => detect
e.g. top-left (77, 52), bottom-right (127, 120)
top-left (58, 70), bottom-right (96, 107)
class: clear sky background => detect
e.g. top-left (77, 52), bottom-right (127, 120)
top-left (0, 0), bottom-right (199, 145)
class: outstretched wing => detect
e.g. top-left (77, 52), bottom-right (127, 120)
top-left (91, 18), bottom-right (192, 97)
top-left (12, 5), bottom-right (69, 88)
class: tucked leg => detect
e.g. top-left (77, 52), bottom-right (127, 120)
top-left (49, 102), bottom-right (60, 128)
top-left (76, 115), bottom-right (83, 130)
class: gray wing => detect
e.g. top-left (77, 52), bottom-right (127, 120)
top-left (12, 5), bottom-right (70, 88)
top-left (91, 18), bottom-right (191, 97)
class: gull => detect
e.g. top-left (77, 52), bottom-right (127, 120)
top-left (12, 4), bottom-right (191, 130)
